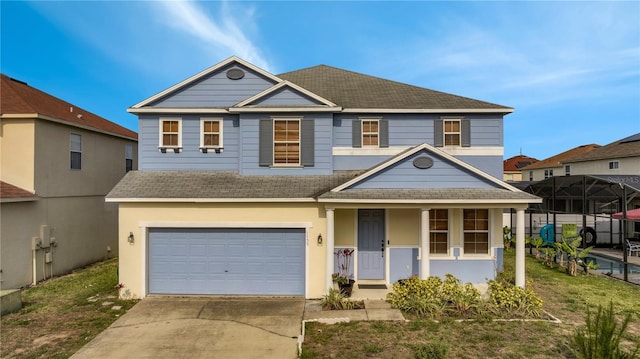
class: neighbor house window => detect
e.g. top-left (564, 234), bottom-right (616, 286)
top-left (429, 209), bottom-right (449, 254)
top-left (70, 133), bottom-right (82, 170)
top-left (200, 118), bottom-right (223, 149)
top-left (125, 143), bottom-right (133, 172)
top-left (444, 119), bottom-right (461, 146)
top-left (609, 161), bottom-right (619, 170)
top-left (273, 118), bottom-right (300, 165)
top-left (361, 119), bottom-right (379, 147)
top-left (565, 165), bottom-right (570, 176)
top-left (463, 209), bottom-right (489, 254)
top-left (159, 118), bottom-right (182, 149)
top-left (544, 169), bottom-right (553, 179)
top-left (529, 171), bottom-right (533, 181)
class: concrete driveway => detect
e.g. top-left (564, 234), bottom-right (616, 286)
top-left (71, 296), bottom-right (305, 359)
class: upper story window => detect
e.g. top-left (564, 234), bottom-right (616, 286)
top-left (444, 119), bottom-right (461, 146)
top-left (200, 118), bottom-right (223, 151)
top-left (273, 118), bottom-right (300, 165)
top-left (361, 119), bottom-right (379, 147)
top-left (544, 169), bottom-right (554, 179)
top-left (609, 161), bottom-right (619, 170)
top-left (125, 143), bottom-right (133, 172)
top-left (435, 118), bottom-right (470, 147)
top-left (429, 209), bottom-right (449, 255)
top-left (159, 118), bottom-right (182, 152)
top-left (463, 209), bottom-right (489, 255)
top-left (565, 165), bottom-right (570, 176)
top-left (70, 133), bottom-right (82, 170)
top-left (529, 171), bottom-right (533, 181)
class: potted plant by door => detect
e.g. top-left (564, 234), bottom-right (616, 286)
top-left (333, 248), bottom-right (355, 297)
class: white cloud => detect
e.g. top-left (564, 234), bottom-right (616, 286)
top-left (155, 1), bottom-right (271, 71)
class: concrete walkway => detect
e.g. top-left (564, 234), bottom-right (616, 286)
top-left (303, 299), bottom-right (405, 322)
top-left (71, 297), bottom-right (304, 359)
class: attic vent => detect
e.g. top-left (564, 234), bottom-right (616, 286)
top-left (413, 156), bottom-right (434, 169)
top-left (226, 68), bottom-right (245, 80)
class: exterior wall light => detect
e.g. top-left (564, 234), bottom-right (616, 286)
top-left (127, 232), bottom-right (135, 244)
top-left (317, 234), bottom-right (323, 245)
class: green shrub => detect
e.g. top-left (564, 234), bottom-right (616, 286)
top-left (571, 302), bottom-right (639, 359)
top-left (441, 274), bottom-right (481, 316)
top-left (487, 279), bottom-right (543, 318)
top-left (321, 288), bottom-right (356, 310)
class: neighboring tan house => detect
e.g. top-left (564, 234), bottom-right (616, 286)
top-left (520, 144), bottom-right (600, 181)
top-left (107, 56), bottom-right (540, 299)
top-left (503, 154), bottom-right (538, 181)
top-left (562, 133), bottom-right (640, 176)
top-left (0, 74), bottom-right (138, 290)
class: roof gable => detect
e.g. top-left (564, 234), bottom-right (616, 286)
top-left (234, 81), bottom-right (337, 108)
top-left (0, 74), bottom-right (137, 140)
top-left (332, 143), bottom-right (521, 192)
top-left (129, 56), bottom-right (282, 110)
top-left (279, 65), bottom-right (513, 112)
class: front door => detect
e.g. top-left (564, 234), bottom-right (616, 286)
top-left (358, 209), bottom-right (385, 279)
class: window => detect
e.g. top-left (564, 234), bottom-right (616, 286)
top-left (463, 209), bottom-right (489, 254)
top-left (565, 165), bottom-right (570, 176)
top-left (544, 169), bottom-right (554, 179)
top-left (70, 134), bottom-right (82, 170)
top-left (273, 118), bottom-right (300, 165)
top-left (200, 118), bottom-right (223, 150)
top-left (429, 209), bottom-right (448, 254)
top-left (443, 119), bottom-right (461, 146)
top-left (159, 118), bottom-right (181, 150)
top-left (529, 171), bottom-right (533, 181)
top-left (361, 119), bottom-right (379, 147)
top-left (125, 143), bottom-right (133, 172)
top-left (609, 161), bottom-right (619, 170)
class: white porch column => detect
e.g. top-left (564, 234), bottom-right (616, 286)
top-left (325, 208), bottom-right (335, 292)
top-left (515, 208), bottom-right (526, 288)
top-left (420, 208), bottom-right (430, 279)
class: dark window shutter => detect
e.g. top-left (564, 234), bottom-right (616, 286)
top-left (352, 120), bottom-right (361, 148)
top-left (379, 119), bottom-right (389, 148)
top-left (301, 119), bottom-right (314, 167)
top-left (461, 119), bottom-right (471, 147)
top-left (259, 119), bottom-right (273, 166)
top-left (434, 119), bottom-right (443, 147)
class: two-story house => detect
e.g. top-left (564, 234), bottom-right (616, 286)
top-left (520, 144), bottom-right (600, 181)
top-left (503, 154), bottom-right (538, 182)
top-left (0, 74), bottom-right (138, 290)
top-left (107, 56), bottom-right (540, 299)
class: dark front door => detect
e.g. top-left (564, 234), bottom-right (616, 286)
top-left (358, 209), bottom-right (385, 279)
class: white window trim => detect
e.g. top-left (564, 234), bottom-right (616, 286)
top-left (429, 208), bottom-right (450, 256)
top-left (272, 117), bottom-right (301, 167)
top-left (200, 117), bottom-right (223, 150)
top-left (70, 133), bottom-right (82, 170)
top-left (442, 118), bottom-right (462, 147)
top-left (158, 117), bottom-right (182, 151)
top-left (461, 208), bottom-right (491, 256)
top-left (609, 161), bottom-right (620, 170)
top-left (360, 118), bottom-right (380, 148)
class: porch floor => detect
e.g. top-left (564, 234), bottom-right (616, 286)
top-left (348, 280), bottom-right (392, 300)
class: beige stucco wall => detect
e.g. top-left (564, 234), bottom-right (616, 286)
top-left (334, 209), bottom-right (356, 246)
top-left (567, 157), bottom-right (640, 176)
top-left (388, 209), bottom-right (420, 246)
top-left (116, 202), bottom-right (328, 299)
top-left (0, 196), bottom-right (118, 289)
top-left (0, 119), bottom-right (36, 192)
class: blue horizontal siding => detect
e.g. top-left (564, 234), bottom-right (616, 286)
top-left (240, 113), bottom-right (333, 175)
top-left (138, 115), bottom-right (239, 171)
top-left (251, 87), bottom-right (322, 106)
top-left (150, 64), bottom-right (276, 108)
top-left (333, 155), bottom-right (392, 170)
top-left (351, 150), bottom-right (499, 189)
top-left (430, 259), bottom-right (495, 284)
top-left (389, 248), bottom-right (419, 284)
top-left (455, 155), bottom-right (503, 180)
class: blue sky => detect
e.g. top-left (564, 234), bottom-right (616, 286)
top-left (2, 1), bottom-right (639, 160)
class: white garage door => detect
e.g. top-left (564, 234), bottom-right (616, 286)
top-left (148, 228), bottom-right (305, 295)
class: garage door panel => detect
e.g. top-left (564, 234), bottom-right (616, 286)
top-left (149, 228), bottom-right (305, 295)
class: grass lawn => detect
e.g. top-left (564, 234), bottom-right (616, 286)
top-left (0, 259), bottom-right (138, 359)
top-left (302, 250), bottom-right (640, 359)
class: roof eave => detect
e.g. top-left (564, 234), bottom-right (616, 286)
top-left (340, 108), bottom-right (514, 114)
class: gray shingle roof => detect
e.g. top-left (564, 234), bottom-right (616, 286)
top-left (563, 133), bottom-right (640, 163)
top-left (318, 188), bottom-right (540, 202)
top-left (278, 65), bottom-right (512, 111)
top-left (106, 171), bottom-right (363, 199)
